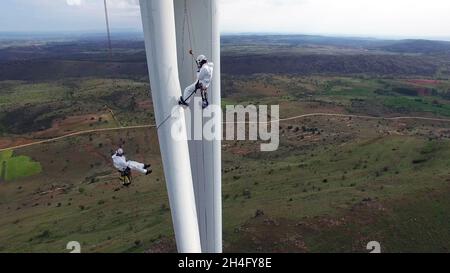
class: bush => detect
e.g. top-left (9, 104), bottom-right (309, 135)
top-left (37, 230), bottom-right (51, 239)
top-left (243, 189), bottom-right (251, 199)
top-left (255, 209), bottom-right (264, 217)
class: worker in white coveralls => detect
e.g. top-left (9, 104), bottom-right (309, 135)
top-left (111, 148), bottom-right (152, 186)
top-left (178, 54), bottom-right (214, 109)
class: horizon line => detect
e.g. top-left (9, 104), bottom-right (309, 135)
top-left (0, 30), bottom-right (450, 42)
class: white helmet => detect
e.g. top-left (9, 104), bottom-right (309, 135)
top-left (116, 148), bottom-right (124, 156)
top-left (196, 54), bottom-right (207, 64)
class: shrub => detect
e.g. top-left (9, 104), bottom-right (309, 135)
top-left (243, 189), bottom-right (251, 199)
top-left (37, 230), bottom-right (51, 239)
top-left (255, 209), bottom-right (264, 217)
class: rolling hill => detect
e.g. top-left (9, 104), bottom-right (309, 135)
top-left (1, 34), bottom-right (450, 253)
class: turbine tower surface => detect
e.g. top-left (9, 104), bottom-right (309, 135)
top-left (174, 0), bottom-right (222, 253)
top-left (139, 0), bottom-right (202, 253)
top-left (140, 0), bottom-right (222, 253)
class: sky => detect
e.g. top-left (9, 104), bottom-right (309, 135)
top-left (0, 0), bottom-right (449, 39)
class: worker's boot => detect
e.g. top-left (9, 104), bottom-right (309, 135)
top-left (123, 178), bottom-right (131, 187)
top-left (201, 91), bottom-right (209, 109)
top-left (202, 98), bottom-right (209, 109)
top-left (123, 175), bottom-right (131, 188)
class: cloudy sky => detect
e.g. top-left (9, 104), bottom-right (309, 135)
top-left (0, 0), bottom-right (449, 39)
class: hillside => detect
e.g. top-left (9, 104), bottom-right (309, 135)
top-left (1, 35), bottom-right (450, 81)
top-left (1, 34), bottom-right (450, 253)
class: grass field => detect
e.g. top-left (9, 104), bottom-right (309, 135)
top-left (0, 150), bottom-right (42, 181)
top-left (221, 76), bottom-right (450, 135)
top-left (3, 114), bottom-right (450, 252)
top-left (2, 73), bottom-right (450, 252)
top-left (223, 134), bottom-right (450, 225)
top-left (0, 78), bottom-right (152, 136)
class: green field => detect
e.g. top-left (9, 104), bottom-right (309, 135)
top-left (0, 150), bottom-right (42, 181)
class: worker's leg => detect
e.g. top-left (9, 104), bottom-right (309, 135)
top-left (201, 89), bottom-right (209, 109)
top-left (183, 82), bottom-right (198, 103)
top-left (127, 161), bottom-right (147, 174)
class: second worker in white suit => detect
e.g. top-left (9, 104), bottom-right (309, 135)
top-left (112, 148), bottom-right (152, 186)
top-left (178, 54), bottom-right (214, 109)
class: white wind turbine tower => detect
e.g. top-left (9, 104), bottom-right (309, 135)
top-left (139, 0), bottom-right (222, 253)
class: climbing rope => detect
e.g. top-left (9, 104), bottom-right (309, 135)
top-left (182, 0), bottom-right (197, 81)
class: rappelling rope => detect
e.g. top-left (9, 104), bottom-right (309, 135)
top-left (186, 1), bottom-right (196, 81)
top-left (181, 0), bottom-right (197, 81)
top-left (156, 112), bottom-right (173, 130)
top-left (103, 0), bottom-right (113, 60)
